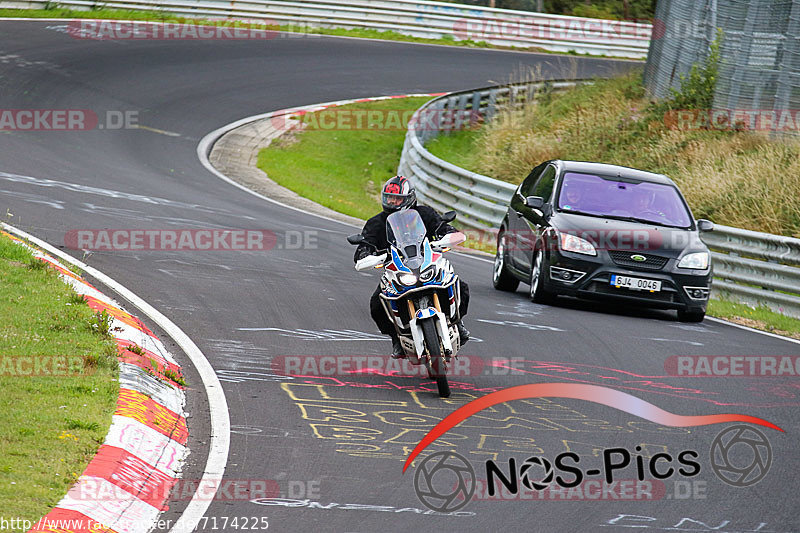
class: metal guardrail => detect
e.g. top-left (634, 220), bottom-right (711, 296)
top-left (703, 228), bottom-right (800, 318)
top-left (1, 0), bottom-right (652, 58)
top-left (398, 79), bottom-right (578, 229)
top-left (397, 82), bottom-right (800, 318)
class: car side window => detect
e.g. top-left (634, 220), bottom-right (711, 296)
top-left (531, 165), bottom-right (557, 202)
top-left (520, 162), bottom-right (547, 197)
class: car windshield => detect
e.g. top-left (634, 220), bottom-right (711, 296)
top-left (386, 209), bottom-right (427, 268)
top-left (557, 172), bottom-right (692, 228)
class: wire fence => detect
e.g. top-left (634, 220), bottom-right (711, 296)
top-left (644, 0), bottom-right (800, 137)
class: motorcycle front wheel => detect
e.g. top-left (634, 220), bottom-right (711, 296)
top-left (421, 319), bottom-right (450, 398)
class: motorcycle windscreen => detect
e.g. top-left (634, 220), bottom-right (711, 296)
top-left (386, 209), bottom-right (426, 269)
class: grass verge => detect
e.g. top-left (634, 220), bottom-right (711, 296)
top-left (707, 299), bottom-right (800, 340)
top-left (257, 97), bottom-right (496, 253)
top-left (0, 232), bottom-right (119, 523)
top-left (257, 97), bottom-right (431, 221)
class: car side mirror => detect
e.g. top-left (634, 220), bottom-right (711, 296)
top-left (347, 234), bottom-right (365, 245)
top-left (525, 196), bottom-right (544, 209)
top-left (441, 210), bottom-right (457, 223)
top-left (697, 219), bottom-right (714, 232)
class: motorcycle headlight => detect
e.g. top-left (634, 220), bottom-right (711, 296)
top-left (560, 233), bottom-right (597, 256)
top-left (398, 273), bottom-right (418, 285)
top-left (678, 252), bottom-right (709, 269)
top-left (419, 268), bottom-right (435, 282)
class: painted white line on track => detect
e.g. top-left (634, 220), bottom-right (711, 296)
top-left (0, 222), bottom-right (230, 533)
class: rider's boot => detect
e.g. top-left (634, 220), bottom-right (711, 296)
top-left (390, 331), bottom-right (405, 359)
top-left (456, 320), bottom-right (470, 346)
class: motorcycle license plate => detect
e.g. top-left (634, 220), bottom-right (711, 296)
top-left (610, 275), bottom-right (661, 292)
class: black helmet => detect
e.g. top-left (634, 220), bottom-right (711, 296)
top-left (381, 175), bottom-right (417, 212)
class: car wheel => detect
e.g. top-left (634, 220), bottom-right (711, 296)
top-left (677, 309), bottom-right (706, 322)
top-left (529, 248), bottom-right (554, 304)
top-left (493, 232), bottom-right (520, 292)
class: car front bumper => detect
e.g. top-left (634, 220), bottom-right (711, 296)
top-left (546, 250), bottom-right (712, 312)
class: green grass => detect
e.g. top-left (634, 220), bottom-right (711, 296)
top-left (258, 97), bottom-right (431, 221)
top-left (0, 6), bottom-right (180, 21)
top-left (257, 98), bottom-right (494, 253)
top-left (426, 128), bottom-right (484, 172)
top-left (707, 298), bottom-right (800, 340)
top-left (0, 233), bottom-right (119, 524)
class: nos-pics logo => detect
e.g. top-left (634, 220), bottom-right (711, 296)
top-left (412, 425), bottom-right (772, 512)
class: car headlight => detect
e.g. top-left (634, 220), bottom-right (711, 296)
top-left (398, 273), bottom-right (418, 285)
top-left (678, 252), bottom-right (709, 269)
top-left (560, 233), bottom-right (597, 256)
top-left (419, 268), bottom-right (435, 282)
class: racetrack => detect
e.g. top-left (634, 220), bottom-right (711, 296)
top-left (1, 20), bottom-right (798, 532)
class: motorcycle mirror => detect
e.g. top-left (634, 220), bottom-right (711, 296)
top-left (441, 211), bottom-right (457, 223)
top-left (347, 234), bottom-right (365, 245)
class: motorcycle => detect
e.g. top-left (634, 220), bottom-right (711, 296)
top-left (348, 209), bottom-right (466, 398)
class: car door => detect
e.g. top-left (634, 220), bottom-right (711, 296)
top-left (508, 162), bottom-right (547, 270)
top-left (517, 164), bottom-right (557, 274)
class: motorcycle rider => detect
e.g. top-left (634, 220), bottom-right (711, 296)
top-left (354, 175), bottom-right (470, 357)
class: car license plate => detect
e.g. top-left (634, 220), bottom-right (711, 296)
top-left (610, 274), bottom-right (661, 292)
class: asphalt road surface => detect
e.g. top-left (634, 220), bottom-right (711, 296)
top-left (1, 21), bottom-right (798, 533)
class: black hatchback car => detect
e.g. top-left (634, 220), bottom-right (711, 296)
top-left (492, 160), bottom-right (714, 322)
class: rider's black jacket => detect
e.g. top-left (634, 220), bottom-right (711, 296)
top-left (353, 205), bottom-right (456, 262)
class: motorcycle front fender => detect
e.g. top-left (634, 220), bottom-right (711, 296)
top-left (408, 310), bottom-right (452, 357)
top-left (407, 316), bottom-right (426, 356)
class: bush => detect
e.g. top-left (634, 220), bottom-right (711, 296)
top-left (648, 30), bottom-right (722, 119)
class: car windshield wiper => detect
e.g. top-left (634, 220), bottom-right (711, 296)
top-left (602, 214), bottom-right (688, 229)
top-left (558, 209), bottom-right (609, 219)
top-left (562, 209), bottom-right (689, 229)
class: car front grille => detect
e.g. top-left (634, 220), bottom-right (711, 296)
top-left (608, 250), bottom-right (669, 271)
